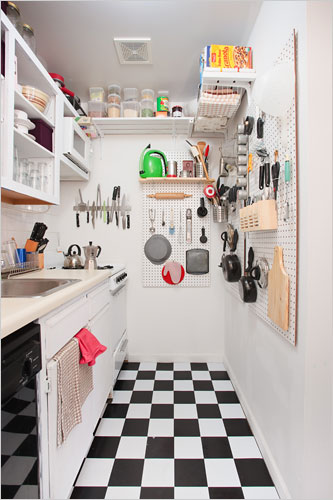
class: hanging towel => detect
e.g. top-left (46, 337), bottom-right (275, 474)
top-left (79, 362), bottom-right (93, 407)
top-left (75, 328), bottom-right (107, 366)
top-left (53, 338), bottom-right (82, 446)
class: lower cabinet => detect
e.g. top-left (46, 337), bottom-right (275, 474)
top-left (39, 281), bottom-right (113, 499)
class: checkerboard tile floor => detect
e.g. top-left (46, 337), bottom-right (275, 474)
top-left (71, 362), bottom-right (279, 499)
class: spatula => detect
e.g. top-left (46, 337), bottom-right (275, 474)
top-left (169, 208), bottom-right (175, 235)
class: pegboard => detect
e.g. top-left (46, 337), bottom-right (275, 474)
top-left (142, 152), bottom-right (211, 288)
top-left (225, 31), bottom-right (298, 345)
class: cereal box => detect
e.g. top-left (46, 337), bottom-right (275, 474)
top-left (205, 45), bottom-right (253, 70)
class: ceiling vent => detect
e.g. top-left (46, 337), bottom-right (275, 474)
top-left (114, 38), bottom-right (152, 64)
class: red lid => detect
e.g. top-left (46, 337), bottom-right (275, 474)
top-left (61, 86), bottom-right (75, 97)
top-left (49, 73), bottom-right (64, 83)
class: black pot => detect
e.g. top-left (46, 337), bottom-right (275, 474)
top-left (238, 276), bottom-right (257, 302)
top-left (220, 253), bottom-right (241, 282)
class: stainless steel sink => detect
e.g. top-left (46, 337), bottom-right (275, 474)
top-left (1, 278), bottom-right (81, 298)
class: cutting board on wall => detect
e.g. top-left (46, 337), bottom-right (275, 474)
top-left (268, 246), bottom-right (289, 331)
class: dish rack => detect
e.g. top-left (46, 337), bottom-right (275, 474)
top-left (239, 199), bottom-right (278, 232)
top-left (1, 253), bottom-right (40, 278)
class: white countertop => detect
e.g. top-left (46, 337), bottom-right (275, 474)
top-left (1, 267), bottom-right (123, 339)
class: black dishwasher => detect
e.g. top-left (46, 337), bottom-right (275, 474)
top-left (1, 322), bottom-right (42, 499)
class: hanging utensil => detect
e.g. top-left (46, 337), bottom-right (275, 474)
top-left (268, 246), bottom-right (289, 331)
top-left (103, 200), bottom-right (106, 223)
top-left (284, 157), bottom-right (291, 221)
top-left (96, 184), bottom-right (102, 218)
top-left (200, 227), bottom-right (207, 244)
top-left (106, 197), bottom-right (110, 224)
top-left (91, 201), bottom-right (96, 229)
top-left (78, 188), bottom-right (86, 212)
top-left (197, 197), bottom-right (208, 218)
top-left (186, 209), bottom-right (192, 243)
top-left (110, 186), bottom-right (118, 222)
top-left (178, 210), bottom-right (183, 244)
top-left (149, 208), bottom-right (156, 233)
top-left (162, 209), bottom-right (165, 227)
top-left (116, 186), bottom-right (121, 226)
top-left (169, 208), bottom-right (175, 235)
top-left (121, 194), bottom-right (126, 229)
top-left (272, 150), bottom-right (281, 200)
top-left (147, 193), bottom-right (192, 200)
top-left (86, 200), bottom-right (90, 223)
top-left (75, 197), bottom-right (80, 228)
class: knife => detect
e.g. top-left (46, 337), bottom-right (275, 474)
top-left (110, 186), bottom-right (118, 222)
top-left (103, 200), bottom-right (106, 223)
top-left (120, 194), bottom-right (126, 229)
top-left (116, 186), bottom-right (121, 227)
top-left (107, 196), bottom-right (110, 224)
top-left (96, 184), bottom-right (102, 218)
top-left (91, 201), bottom-right (96, 229)
top-left (86, 200), bottom-right (89, 223)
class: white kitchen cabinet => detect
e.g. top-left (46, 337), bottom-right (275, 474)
top-left (0, 12), bottom-right (87, 204)
top-left (36, 279), bottom-right (113, 499)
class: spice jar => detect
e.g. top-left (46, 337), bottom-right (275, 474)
top-left (6, 2), bottom-right (22, 34)
top-left (22, 24), bottom-right (36, 53)
top-left (108, 93), bottom-right (121, 104)
top-left (172, 105), bottom-right (183, 118)
top-left (122, 101), bottom-right (139, 117)
top-left (141, 89), bottom-right (154, 101)
top-left (140, 99), bottom-right (154, 117)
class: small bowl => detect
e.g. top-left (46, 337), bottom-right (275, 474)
top-left (22, 86), bottom-right (50, 113)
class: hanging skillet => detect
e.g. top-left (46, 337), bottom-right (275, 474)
top-left (219, 228), bottom-right (241, 282)
top-left (239, 246), bottom-right (257, 302)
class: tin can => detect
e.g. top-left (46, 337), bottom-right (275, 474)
top-left (157, 91), bottom-right (169, 112)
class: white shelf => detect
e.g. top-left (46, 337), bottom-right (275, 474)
top-left (14, 90), bottom-right (55, 127)
top-left (63, 97), bottom-right (79, 118)
top-left (60, 155), bottom-right (89, 181)
top-left (14, 128), bottom-right (54, 159)
top-left (93, 117), bottom-right (194, 136)
top-left (201, 69), bottom-right (256, 86)
top-left (139, 177), bottom-right (215, 184)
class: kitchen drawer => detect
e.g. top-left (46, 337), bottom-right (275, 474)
top-left (87, 281), bottom-right (110, 321)
top-left (42, 296), bottom-right (89, 359)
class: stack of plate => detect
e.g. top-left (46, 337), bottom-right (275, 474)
top-left (14, 110), bottom-right (36, 140)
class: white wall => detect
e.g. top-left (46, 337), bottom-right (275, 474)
top-left (48, 135), bottom-right (226, 361)
top-left (223, 2), bottom-right (333, 499)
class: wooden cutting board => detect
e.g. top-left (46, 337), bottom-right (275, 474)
top-left (268, 246), bottom-right (289, 331)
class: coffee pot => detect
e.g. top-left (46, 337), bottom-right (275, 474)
top-left (83, 241), bottom-right (101, 270)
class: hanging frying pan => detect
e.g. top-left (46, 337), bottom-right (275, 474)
top-left (144, 234), bottom-right (172, 265)
top-left (239, 246), bottom-right (257, 302)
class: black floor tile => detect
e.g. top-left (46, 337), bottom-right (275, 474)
top-left (191, 363), bottom-right (209, 371)
top-left (145, 437), bottom-right (174, 458)
top-left (174, 391), bottom-right (195, 404)
top-left (2, 415), bottom-right (36, 434)
top-left (87, 436), bottom-right (120, 458)
top-left (103, 403), bottom-right (129, 419)
top-left (2, 397), bottom-right (31, 414)
top-left (210, 371), bottom-right (230, 380)
top-left (137, 371), bottom-right (155, 380)
top-left (109, 458), bottom-right (144, 486)
top-left (154, 380), bottom-right (174, 391)
top-left (209, 487), bottom-right (244, 498)
top-left (202, 437), bottom-right (233, 458)
top-left (114, 379), bottom-right (135, 391)
top-left (130, 391), bottom-right (153, 404)
top-left (1, 485), bottom-right (20, 499)
top-left (22, 460), bottom-right (38, 485)
top-left (174, 371), bottom-right (192, 380)
top-left (122, 419), bottom-right (149, 436)
top-left (1, 455), bottom-right (10, 467)
top-left (194, 380), bottom-right (214, 391)
top-left (122, 362), bottom-right (140, 370)
top-left (13, 434), bottom-right (37, 457)
top-left (156, 363), bottom-right (174, 371)
top-left (150, 404), bottom-right (174, 419)
top-left (224, 419), bottom-right (253, 436)
top-left (174, 419), bottom-right (200, 436)
top-left (71, 486), bottom-right (107, 498)
top-left (216, 391), bottom-right (239, 404)
top-left (197, 404), bottom-right (221, 419)
top-left (140, 487), bottom-right (174, 498)
top-left (235, 458), bottom-right (274, 486)
top-left (175, 459), bottom-right (207, 486)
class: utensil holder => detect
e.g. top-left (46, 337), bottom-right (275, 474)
top-left (239, 199), bottom-right (278, 232)
top-left (213, 203), bottom-right (228, 223)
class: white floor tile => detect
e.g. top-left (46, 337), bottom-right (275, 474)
top-left (118, 371), bottom-right (138, 380)
top-left (141, 459), bottom-right (174, 487)
top-left (242, 487), bottom-right (279, 499)
top-left (229, 436), bottom-right (262, 458)
top-left (204, 459), bottom-right (241, 487)
top-left (155, 371), bottom-right (174, 380)
top-left (126, 404), bottom-right (152, 419)
top-left (174, 437), bottom-right (204, 458)
top-left (112, 391), bottom-right (133, 404)
top-left (219, 404), bottom-right (245, 419)
top-left (174, 487), bottom-right (210, 499)
top-left (195, 391), bottom-right (218, 404)
top-left (212, 380), bottom-right (234, 391)
top-left (199, 419), bottom-right (226, 437)
top-left (105, 487), bottom-right (141, 499)
top-left (95, 418), bottom-right (125, 436)
top-left (139, 362), bottom-right (157, 371)
top-left (192, 371), bottom-right (211, 380)
top-left (174, 362), bottom-right (191, 371)
top-left (148, 419), bottom-right (174, 437)
top-left (133, 379), bottom-right (154, 391)
top-left (152, 391), bottom-right (174, 404)
top-left (75, 458), bottom-right (114, 487)
top-left (116, 436), bottom-right (147, 458)
top-left (174, 404), bottom-right (198, 419)
top-left (207, 362), bottom-right (226, 371)
top-left (174, 380), bottom-right (194, 391)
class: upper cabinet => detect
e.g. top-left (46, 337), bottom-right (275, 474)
top-left (0, 12), bottom-right (88, 205)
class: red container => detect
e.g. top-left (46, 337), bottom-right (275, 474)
top-left (31, 119), bottom-right (53, 152)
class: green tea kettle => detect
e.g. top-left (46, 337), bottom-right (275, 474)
top-left (139, 144), bottom-right (168, 178)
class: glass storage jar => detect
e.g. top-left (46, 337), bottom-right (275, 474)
top-left (22, 24), bottom-right (36, 53)
top-left (6, 2), bottom-right (22, 34)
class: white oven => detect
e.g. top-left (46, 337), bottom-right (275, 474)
top-left (63, 118), bottom-right (90, 173)
top-left (109, 270), bottom-right (128, 385)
